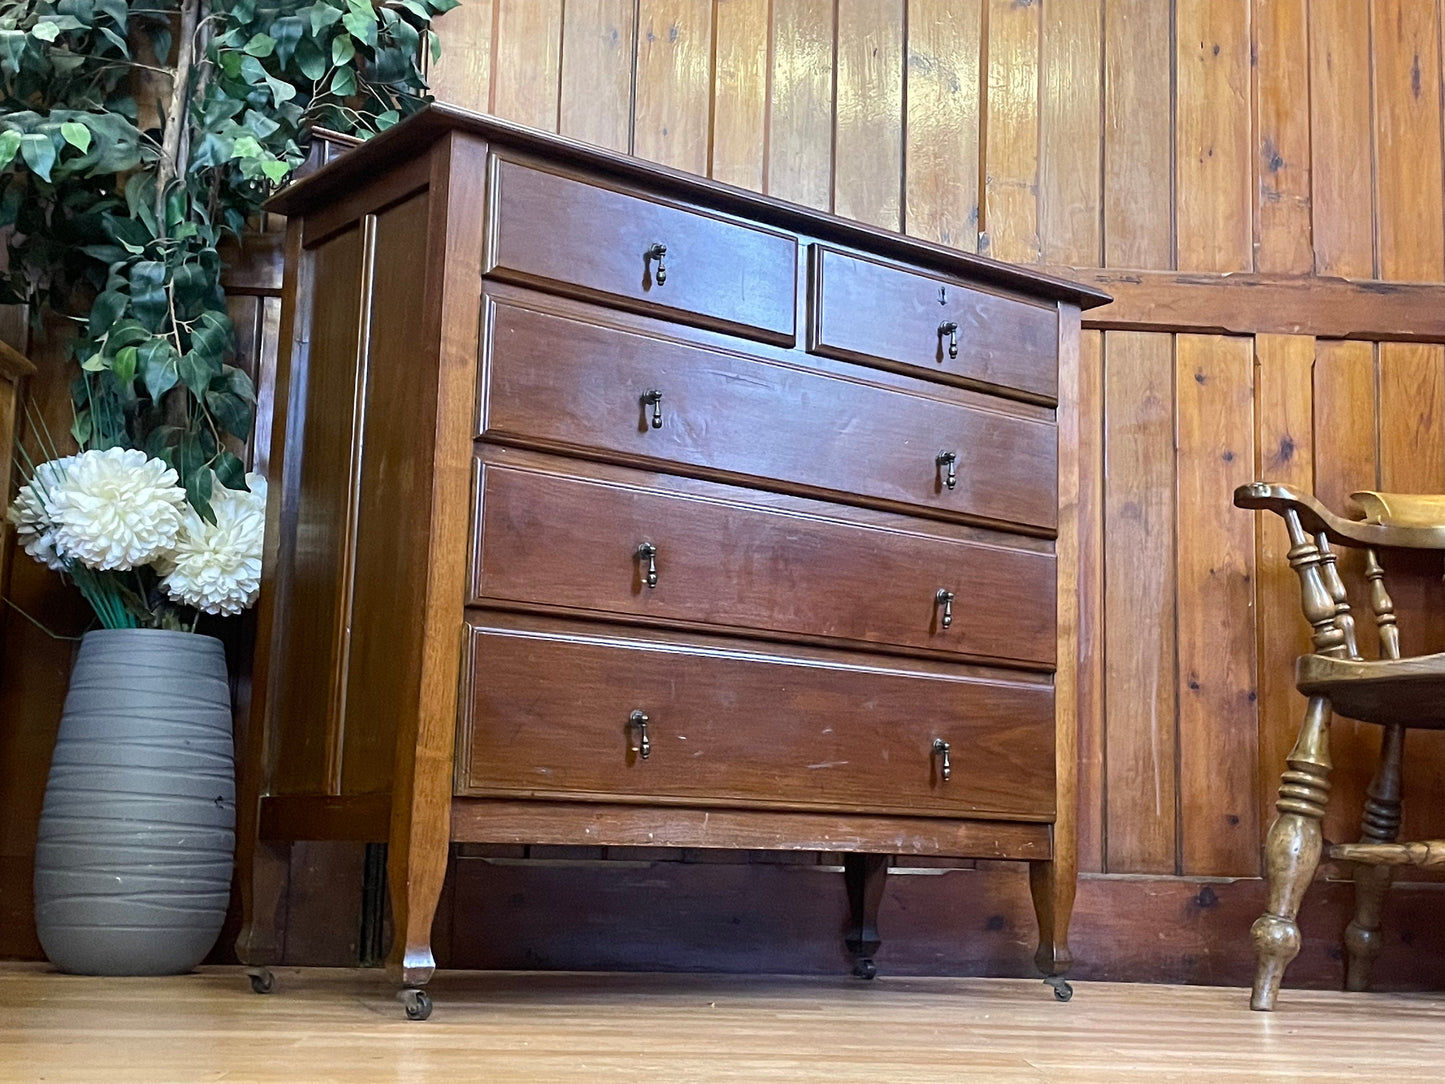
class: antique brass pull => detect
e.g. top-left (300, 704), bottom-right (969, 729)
top-left (933, 738), bottom-right (951, 781)
top-left (936, 450), bottom-right (958, 490)
top-left (646, 242), bottom-right (668, 284)
top-left (939, 320), bottom-right (959, 360)
top-left (630, 710), bottom-right (652, 759)
top-left (636, 542), bottom-right (658, 588)
top-left (642, 389), bottom-right (664, 429)
top-left (935, 589), bottom-right (954, 630)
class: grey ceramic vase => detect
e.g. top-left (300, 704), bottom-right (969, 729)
top-left (34, 628), bottom-right (235, 976)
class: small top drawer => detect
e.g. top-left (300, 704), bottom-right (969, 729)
top-left (809, 246), bottom-right (1060, 402)
top-left (486, 154), bottom-right (798, 343)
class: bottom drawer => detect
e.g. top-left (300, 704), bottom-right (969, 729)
top-left (460, 617), bottom-right (1055, 820)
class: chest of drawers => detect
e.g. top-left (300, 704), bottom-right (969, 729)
top-left (236, 106), bottom-right (1109, 1018)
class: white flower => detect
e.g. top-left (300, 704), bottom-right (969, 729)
top-left (6, 455), bottom-right (77, 571)
top-left (45, 448), bottom-right (189, 570)
top-left (159, 473), bottom-right (268, 616)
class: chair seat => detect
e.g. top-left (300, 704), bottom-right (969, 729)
top-left (1297, 652), bottom-right (1445, 728)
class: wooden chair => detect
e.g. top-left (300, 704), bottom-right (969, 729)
top-left (1236, 482), bottom-right (1445, 1011)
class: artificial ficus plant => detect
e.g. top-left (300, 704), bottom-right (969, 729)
top-left (0, 0), bottom-right (457, 522)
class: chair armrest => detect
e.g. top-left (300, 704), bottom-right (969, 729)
top-left (1233, 482), bottom-right (1445, 551)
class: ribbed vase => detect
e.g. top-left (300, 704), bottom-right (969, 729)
top-left (34, 628), bottom-right (235, 976)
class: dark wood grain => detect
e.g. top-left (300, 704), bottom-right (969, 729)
top-left (485, 152), bottom-right (798, 342)
top-left (459, 616), bottom-right (1056, 820)
top-left (809, 245), bottom-right (1060, 402)
top-left (470, 453), bottom-right (1056, 666)
top-left (481, 295), bottom-right (1059, 533)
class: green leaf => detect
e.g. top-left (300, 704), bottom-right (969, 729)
top-left (331, 65), bottom-right (357, 97)
top-left (231, 135), bottom-right (263, 160)
top-left (129, 261), bottom-right (168, 329)
top-left (342, 7), bottom-right (378, 47)
top-left (179, 348), bottom-right (221, 394)
top-left (87, 289), bottom-right (128, 337)
top-left (243, 33), bottom-right (276, 57)
top-left (113, 344), bottom-right (138, 385)
top-left (205, 388), bottom-right (252, 438)
top-left (308, 2), bottom-right (344, 34)
top-left (264, 73), bottom-right (297, 106)
top-left (60, 121), bottom-right (91, 152)
top-left (183, 462), bottom-right (215, 525)
top-left (0, 130), bottom-right (20, 170)
top-left (294, 36), bottom-right (326, 81)
top-left (261, 159), bottom-right (289, 183)
top-left (31, 21), bottom-right (60, 42)
top-left (213, 450), bottom-right (247, 491)
top-left (19, 134), bottom-right (56, 182)
top-left (70, 410), bottom-right (93, 446)
top-left (80, 354), bottom-right (107, 372)
top-left (139, 339), bottom-right (179, 401)
top-left (331, 33), bottom-right (355, 65)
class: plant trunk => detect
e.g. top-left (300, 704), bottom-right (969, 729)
top-left (154, 0), bottom-right (202, 230)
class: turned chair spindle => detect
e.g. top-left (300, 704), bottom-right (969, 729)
top-left (1237, 483), bottom-right (1445, 1010)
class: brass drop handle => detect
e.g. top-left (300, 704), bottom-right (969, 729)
top-left (646, 242), bottom-right (668, 284)
top-left (936, 450), bottom-right (958, 491)
top-left (642, 389), bottom-right (664, 429)
top-left (935, 589), bottom-right (954, 630)
top-left (630, 710), bottom-right (652, 759)
top-left (933, 738), bottom-right (951, 782)
top-left (636, 542), bottom-right (658, 588)
top-left (939, 320), bottom-right (959, 359)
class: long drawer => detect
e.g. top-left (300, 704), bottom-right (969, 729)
top-left (480, 297), bottom-right (1058, 533)
top-left (471, 455), bottom-right (1057, 665)
top-left (459, 618), bottom-right (1057, 820)
top-left (485, 153), bottom-right (798, 343)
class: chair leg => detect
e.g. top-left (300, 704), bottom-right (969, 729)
top-left (1252, 694), bottom-right (1333, 1011)
top-left (1344, 723), bottom-right (1405, 992)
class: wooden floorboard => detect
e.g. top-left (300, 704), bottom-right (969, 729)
top-left (1, 965), bottom-right (1442, 1081)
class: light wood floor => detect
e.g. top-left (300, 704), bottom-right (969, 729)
top-left (1, 965), bottom-right (1442, 1082)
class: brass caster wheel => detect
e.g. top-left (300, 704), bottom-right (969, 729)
top-left (399, 988), bottom-right (433, 1021)
top-left (852, 957), bottom-right (878, 980)
top-left (1044, 976), bottom-right (1073, 1002)
top-left (247, 968), bottom-right (275, 995)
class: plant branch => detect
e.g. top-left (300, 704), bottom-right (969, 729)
top-left (153, 0), bottom-right (202, 230)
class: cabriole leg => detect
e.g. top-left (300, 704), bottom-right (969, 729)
top-left (843, 853), bottom-right (888, 980)
top-left (236, 838), bottom-right (290, 995)
top-left (1252, 694), bottom-right (1333, 1011)
top-left (1345, 723), bottom-right (1405, 991)
top-left (1029, 856), bottom-right (1076, 1001)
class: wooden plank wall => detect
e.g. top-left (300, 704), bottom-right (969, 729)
top-left (428, 0), bottom-right (1445, 884)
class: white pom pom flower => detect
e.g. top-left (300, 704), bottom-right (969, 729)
top-left (6, 455), bottom-right (77, 571)
top-left (159, 473), bottom-right (268, 616)
top-left (45, 448), bottom-right (188, 571)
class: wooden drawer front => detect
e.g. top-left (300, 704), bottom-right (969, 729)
top-left (487, 155), bottom-right (797, 343)
top-left (462, 621), bottom-right (1056, 819)
top-left (472, 460), bottom-right (1056, 666)
top-left (810, 246), bottom-right (1059, 402)
top-left (482, 300), bottom-right (1058, 532)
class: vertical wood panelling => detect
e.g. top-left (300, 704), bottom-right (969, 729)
top-left (1371, 0), bottom-right (1445, 282)
top-left (833, 0), bottom-right (904, 230)
top-left (768, 0), bottom-right (836, 210)
top-left (560, 0), bottom-right (637, 152)
top-left (427, 0), bottom-right (494, 112)
top-left (1102, 0), bottom-right (1173, 269)
top-left (904, 0), bottom-right (982, 249)
top-left (1175, 0), bottom-right (1253, 272)
top-left (1076, 328), bottom-right (1106, 873)
top-left (1039, 0), bottom-right (1102, 267)
top-left (491, 0), bottom-right (564, 130)
top-left (982, 0), bottom-right (1041, 264)
top-left (1102, 331), bottom-right (1178, 874)
top-left (1309, 0), bottom-right (1375, 276)
top-left (634, 0), bottom-right (714, 173)
top-left (1312, 340), bottom-right (1382, 850)
top-left (1175, 334), bottom-right (1259, 876)
top-left (1252, 0), bottom-right (1313, 273)
top-left (1251, 333), bottom-right (1315, 862)
top-left (711, 0), bottom-right (771, 190)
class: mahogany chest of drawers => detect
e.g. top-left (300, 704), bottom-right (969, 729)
top-left (238, 105), bottom-right (1109, 1018)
